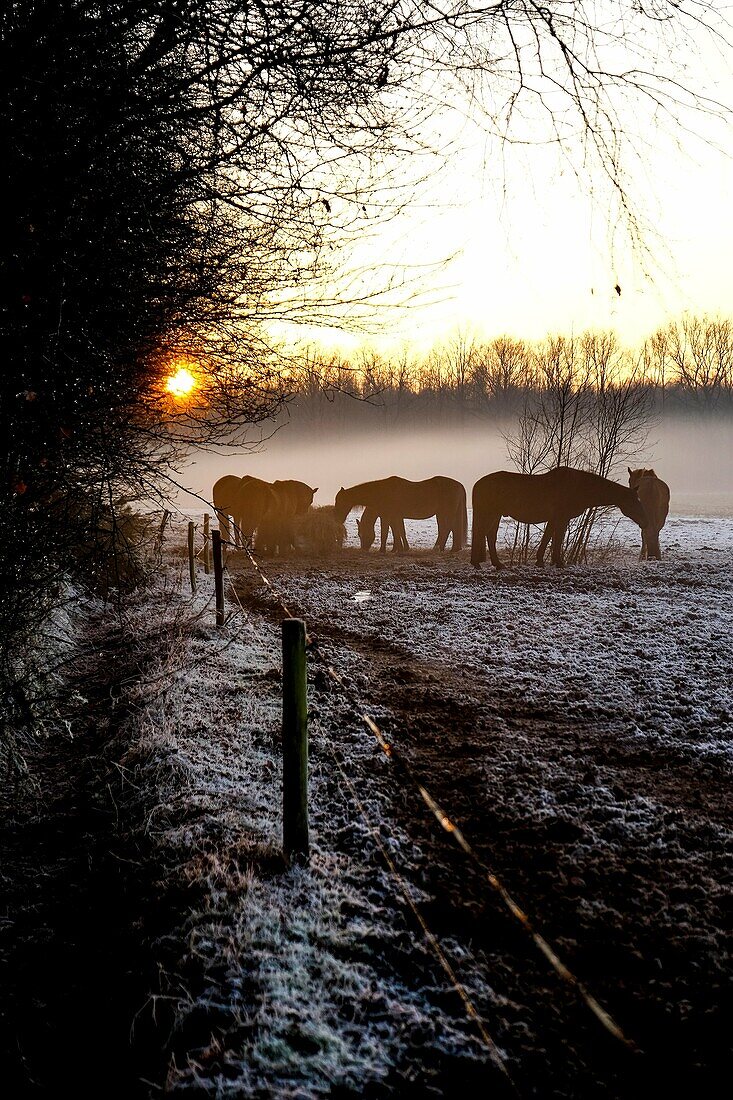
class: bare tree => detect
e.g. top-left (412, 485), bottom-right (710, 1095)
top-left (505, 333), bottom-right (651, 563)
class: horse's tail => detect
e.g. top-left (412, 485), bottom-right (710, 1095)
top-left (470, 490), bottom-right (486, 567)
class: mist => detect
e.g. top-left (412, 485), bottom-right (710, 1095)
top-left (176, 415), bottom-right (733, 517)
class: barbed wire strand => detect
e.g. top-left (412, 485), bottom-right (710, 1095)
top-left (320, 651), bottom-right (638, 1053)
top-left (322, 734), bottom-right (518, 1093)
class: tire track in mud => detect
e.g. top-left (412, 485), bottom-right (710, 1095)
top-left (235, 572), bottom-right (732, 1098)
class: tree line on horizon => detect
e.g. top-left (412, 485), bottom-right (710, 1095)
top-left (278, 316), bottom-right (733, 432)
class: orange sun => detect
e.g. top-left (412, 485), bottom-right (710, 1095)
top-left (165, 365), bottom-right (197, 398)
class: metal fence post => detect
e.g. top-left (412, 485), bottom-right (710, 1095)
top-left (282, 618), bottom-right (309, 862)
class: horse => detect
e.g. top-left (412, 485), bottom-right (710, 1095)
top-left (334, 476), bottom-right (467, 553)
top-left (212, 475), bottom-right (277, 551)
top-left (257, 480), bottom-right (317, 554)
top-left (628, 468), bottom-right (670, 560)
top-left (471, 466), bottom-right (648, 569)
top-left (273, 480), bottom-right (318, 517)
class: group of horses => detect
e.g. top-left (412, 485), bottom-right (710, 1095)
top-left (213, 466), bottom-right (670, 568)
top-left (212, 475), bottom-right (318, 555)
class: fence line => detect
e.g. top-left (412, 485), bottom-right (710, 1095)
top-left (230, 537), bottom-right (639, 1056)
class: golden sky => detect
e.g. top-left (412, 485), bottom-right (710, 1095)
top-left (278, 12), bottom-right (733, 356)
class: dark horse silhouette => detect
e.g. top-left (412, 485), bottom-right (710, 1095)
top-left (213, 474), bottom-right (277, 550)
top-left (471, 466), bottom-right (648, 569)
top-left (628, 467), bottom-right (670, 560)
top-left (258, 479), bottom-right (318, 554)
top-left (335, 476), bottom-right (467, 552)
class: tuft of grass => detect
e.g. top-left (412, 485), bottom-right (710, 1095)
top-left (295, 506), bottom-right (346, 556)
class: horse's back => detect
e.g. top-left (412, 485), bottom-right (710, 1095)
top-left (213, 475), bottom-right (244, 510)
top-left (273, 479), bottom-right (316, 515)
top-left (343, 475), bottom-right (464, 513)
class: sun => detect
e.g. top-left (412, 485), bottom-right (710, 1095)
top-left (165, 365), bottom-right (197, 398)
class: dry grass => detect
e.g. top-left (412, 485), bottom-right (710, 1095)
top-left (294, 506), bottom-right (346, 556)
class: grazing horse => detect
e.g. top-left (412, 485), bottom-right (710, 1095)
top-left (471, 466), bottom-right (648, 569)
top-left (628, 468), bottom-right (670, 560)
top-left (212, 475), bottom-right (277, 550)
top-left (335, 476), bottom-right (467, 553)
top-left (258, 480), bottom-right (318, 554)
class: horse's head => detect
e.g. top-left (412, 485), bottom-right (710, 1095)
top-left (628, 467), bottom-right (655, 490)
top-left (356, 511), bottom-right (376, 550)
top-left (333, 487), bottom-right (350, 524)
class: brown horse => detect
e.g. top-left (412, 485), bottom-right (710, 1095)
top-left (335, 477), bottom-right (467, 553)
top-left (628, 468), bottom-right (670, 560)
top-left (257, 480), bottom-right (317, 554)
top-left (212, 475), bottom-right (277, 550)
top-left (273, 480), bottom-right (318, 517)
top-left (471, 466), bottom-right (648, 569)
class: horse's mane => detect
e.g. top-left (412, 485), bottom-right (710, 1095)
top-left (556, 466), bottom-right (628, 489)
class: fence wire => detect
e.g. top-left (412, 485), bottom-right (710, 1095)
top-left (230, 535), bottom-right (640, 1057)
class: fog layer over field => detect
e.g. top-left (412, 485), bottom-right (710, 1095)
top-left (178, 416), bottom-right (733, 516)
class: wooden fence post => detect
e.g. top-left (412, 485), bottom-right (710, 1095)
top-left (187, 521), bottom-right (197, 594)
top-left (282, 618), bottom-right (309, 862)
top-left (157, 509), bottom-right (171, 545)
top-left (212, 528), bottom-right (224, 626)
top-left (203, 513), bottom-right (210, 574)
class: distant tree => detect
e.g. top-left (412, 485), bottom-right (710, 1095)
top-left (505, 333), bottom-right (651, 563)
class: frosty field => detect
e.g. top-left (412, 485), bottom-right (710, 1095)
top-left (148, 509), bottom-right (731, 1097)
top-left (5, 510), bottom-right (728, 1097)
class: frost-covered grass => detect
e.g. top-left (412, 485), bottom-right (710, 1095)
top-left (123, 513), bottom-right (733, 1096)
top-left (121, 524), bottom-right (505, 1096)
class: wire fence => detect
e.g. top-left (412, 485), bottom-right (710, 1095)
top-left (167, 508), bottom-right (641, 1082)
top-left (232, 529), bottom-right (640, 1056)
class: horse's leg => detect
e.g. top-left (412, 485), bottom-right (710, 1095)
top-left (536, 523), bottom-right (553, 565)
top-left (551, 519), bottom-right (570, 567)
top-left (639, 529), bottom-right (648, 561)
top-left (398, 519), bottom-right (410, 552)
top-left (448, 503), bottom-right (461, 552)
top-left (470, 503), bottom-right (488, 567)
top-left (649, 528), bottom-right (661, 560)
top-left (379, 515), bottom-right (388, 554)
top-left (435, 513), bottom-right (448, 551)
top-left (389, 516), bottom-right (405, 553)
top-left (486, 514), bottom-right (502, 569)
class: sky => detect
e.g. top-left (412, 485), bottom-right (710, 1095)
top-left (275, 6), bottom-right (733, 356)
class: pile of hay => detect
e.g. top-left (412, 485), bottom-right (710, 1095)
top-left (294, 506), bottom-right (346, 556)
